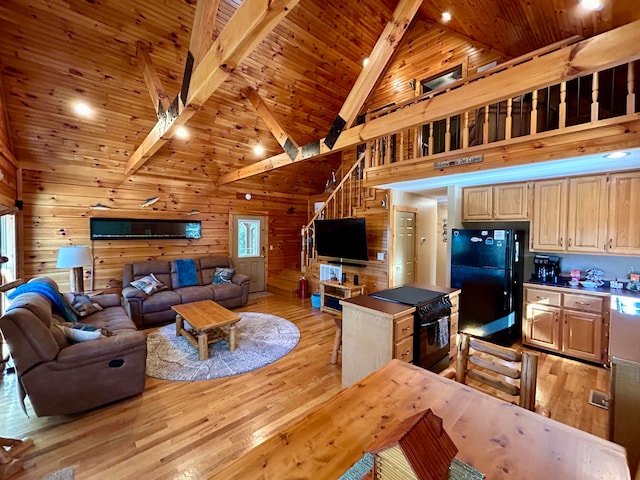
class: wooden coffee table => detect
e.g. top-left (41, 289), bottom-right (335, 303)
top-left (172, 300), bottom-right (241, 361)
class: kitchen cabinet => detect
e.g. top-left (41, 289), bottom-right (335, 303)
top-left (531, 178), bottom-right (567, 251)
top-left (340, 296), bottom-right (416, 387)
top-left (320, 281), bottom-right (365, 317)
top-left (523, 284), bottom-right (608, 363)
top-left (607, 171), bottom-right (640, 255)
top-left (462, 182), bottom-right (530, 221)
top-left (340, 286), bottom-right (459, 387)
top-left (532, 175), bottom-right (608, 253)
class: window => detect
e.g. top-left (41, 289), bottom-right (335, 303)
top-left (237, 218), bottom-right (260, 257)
top-left (1, 213), bottom-right (17, 312)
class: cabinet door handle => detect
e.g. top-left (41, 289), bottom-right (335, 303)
top-left (568, 238), bottom-right (572, 247)
top-left (559, 237), bottom-right (563, 247)
top-left (574, 301), bottom-right (592, 306)
top-left (535, 295), bottom-right (548, 300)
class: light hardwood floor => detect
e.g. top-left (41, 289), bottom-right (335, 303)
top-left (0, 293), bottom-right (610, 479)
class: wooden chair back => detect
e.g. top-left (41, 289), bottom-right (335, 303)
top-left (454, 333), bottom-right (539, 411)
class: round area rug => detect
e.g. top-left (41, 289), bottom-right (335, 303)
top-left (146, 312), bottom-right (300, 381)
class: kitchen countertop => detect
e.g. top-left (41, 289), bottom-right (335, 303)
top-left (525, 280), bottom-right (640, 299)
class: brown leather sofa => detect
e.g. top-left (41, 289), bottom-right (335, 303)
top-left (0, 277), bottom-right (147, 416)
top-left (121, 256), bottom-right (250, 328)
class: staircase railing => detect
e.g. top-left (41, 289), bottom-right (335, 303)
top-left (301, 151), bottom-right (370, 268)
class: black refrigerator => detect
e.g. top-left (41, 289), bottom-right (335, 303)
top-left (450, 228), bottom-right (524, 346)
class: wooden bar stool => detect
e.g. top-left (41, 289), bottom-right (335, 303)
top-left (330, 316), bottom-right (342, 365)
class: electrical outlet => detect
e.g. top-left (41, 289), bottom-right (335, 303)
top-left (377, 252), bottom-right (385, 261)
top-left (269, 245), bottom-right (273, 250)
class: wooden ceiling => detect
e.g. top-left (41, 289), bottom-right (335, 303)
top-left (0, 0), bottom-right (637, 195)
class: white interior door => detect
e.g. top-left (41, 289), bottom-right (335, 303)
top-left (232, 215), bottom-right (266, 293)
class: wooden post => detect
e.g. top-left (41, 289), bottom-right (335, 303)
top-left (462, 111), bottom-right (469, 148)
top-left (455, 333), bottom-right (470, 384)
top-left (627, 62), bottom-right (636, 114)
top-left (591, 71), bottom-right (599, 122)
top-left (413, 126), bottom-right (419, 159)
top-left (505, 98), bottom-right (513, 140)
top-left (428, 123), bottom-right (434, 156)
top-left (520, 352), bottom-right (538, 411)
top-left (483, 105), bottom-right (490, 144)
top-left (531, 90), bottom-right (538, 135)
top-left (559, 81), bottom-right (567, 128)
top-left (445, 117), bottom-right (451, 152)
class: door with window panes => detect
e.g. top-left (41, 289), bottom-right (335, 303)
top-left (232, 215), bottom-right (266, 293)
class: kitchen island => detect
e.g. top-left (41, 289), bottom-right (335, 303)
top-left (208, 359), bottom-right (630, 480)
top-left (340, 284), bottom-right (459, 387)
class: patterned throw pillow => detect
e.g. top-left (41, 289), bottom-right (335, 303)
top-left (212, 267), bottom-right (235, 284)
top-left (130, 273), bottom-right (168, 295)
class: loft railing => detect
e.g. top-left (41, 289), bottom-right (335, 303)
top-left (301, 152), bottom-right (370, 268)
top-left (358, 37), bottom-right (638, 169)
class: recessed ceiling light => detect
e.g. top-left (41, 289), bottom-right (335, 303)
top-left (254, 144), bottom-right (265, 156)
top-left (605, 151), bottom-right (628, 159)
top-left (579, 0), bottom-right (603, 11)
top-left (175, 126), bottom-right (189, 139)
top-left (73, 101), bottom-right (93, 117)
top-left (442, 11), bottom-right (452, 22)
top-left (362, 57), bottom-right (370, 67)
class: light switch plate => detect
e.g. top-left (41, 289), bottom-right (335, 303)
top-left (377, 252), bottom-right (385, 261)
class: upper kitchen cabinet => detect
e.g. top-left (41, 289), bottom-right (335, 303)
top-left (566, 175), bottom-right (608, 253)
top-left (531, 178), bottom-right (567, 251)
top-left (608, 171), bottom-right (640, 255)
top-left (462, 182), bottom-right (530, 221)
top-left (532, 175), bottom-right (608, 253)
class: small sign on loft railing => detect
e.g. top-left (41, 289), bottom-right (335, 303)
top-left (434, 154), bottom-right (483, 169)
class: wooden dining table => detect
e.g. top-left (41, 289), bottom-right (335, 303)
top-left (208, 359), bottom-right (630, 480)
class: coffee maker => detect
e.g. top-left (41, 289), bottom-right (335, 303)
top-left (533, 255), bottom-right (561, 283)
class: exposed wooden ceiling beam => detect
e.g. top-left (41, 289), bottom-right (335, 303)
top-left (323, 0), bottom-right (422, 148)
top-left (189, 0), bottom-right (221, 69)
top-left (244, 86), bottom-right (300, 160)
top-left (216, 18), bottom-right (640, 186)
top-left (136, 42), bottom-right (171, 117)
top-left (124, 0), bottom-right (301, 176)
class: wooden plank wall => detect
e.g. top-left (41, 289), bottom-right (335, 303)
top-left (0, 74), bottom-right (17, 207)
top-left (362, 19), bottom-right (506, 114)
top-left (21, 169), bottom-right (307, 292)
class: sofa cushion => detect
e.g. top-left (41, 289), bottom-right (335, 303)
top-left (6, 292), bottom-right (54, 327)
top-left (175, 286), bottom-right (214, 304)
top-left (172, 259), bottom-right (199, 288)
top-left (131, 274), bottom-right (168, 295)
top-left (84, 306), bottom-right (138, 332)
top-left (141, 290), bottom-right (182, 314)
top-left (211, 283), bottom-right (242, 301)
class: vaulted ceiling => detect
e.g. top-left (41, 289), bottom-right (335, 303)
top-left (0, 0), bottom-right (637, 195)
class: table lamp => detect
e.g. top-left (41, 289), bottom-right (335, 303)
top-left (56, 246), bottom-right (92, 294)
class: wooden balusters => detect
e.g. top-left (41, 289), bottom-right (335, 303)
top-left (591, 71), bottom-right (599, 121)
top-left (628, 62), bottom-right (636, 114)
top-left (445, 117), bottom-right (451, 152)
top-left (462, 111), bottom-right (469, 148)
top-left (559, 81), bottom-right (567, 128)
top-left (428, 122), bottom-right (434, 155)
top-left (483, 106), bottom-right (490, 144)
top-left (531, 90), bottom-right (538, 135)
top-left (505, 98), bottom-right (513, 140)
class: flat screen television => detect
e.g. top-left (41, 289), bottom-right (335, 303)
top-left (314, 218), bottom-right (369, 262)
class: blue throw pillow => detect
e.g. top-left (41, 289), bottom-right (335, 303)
top-left (174, 259), bottom-right (198, 288)
top-left (212, 267), bottom-right (235, 284)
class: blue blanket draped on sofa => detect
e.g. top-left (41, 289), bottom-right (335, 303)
top-left (175, 258), bottom-right (198, 288)
top-left (8, 281), bottom-right (77, 322)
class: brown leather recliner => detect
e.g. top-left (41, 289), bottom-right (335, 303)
top-left (0, 277), bottom-right (147, 416)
